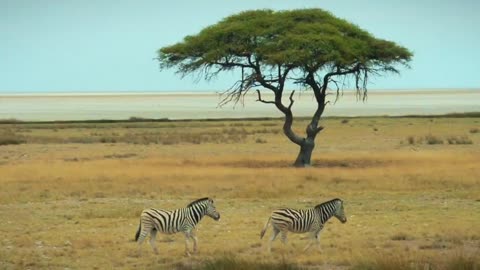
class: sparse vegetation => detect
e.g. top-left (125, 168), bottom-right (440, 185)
top-left (0, 116), bottom-right (478, 269)
top-left (0, 129), bottom-right (26, 145)
top-left (424, 134), bottom-right (444, 144)
top-left (405, 134), bottom-right (475, 145)
top-left (447, 135), bottom-right (473, 145)
top-left (350, 253), bottom-right (479, 270)
top-left (178, 255), bottom-right (302, 270)
top-left (390, 232), bottom-right (413, 241)
top-left (255, 138), bottom-right (268, 144)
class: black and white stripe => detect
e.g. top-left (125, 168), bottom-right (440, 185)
top-left (135, 197), bottom-right (220, 256)
top-left (260, 198), bottom-right (347, 252)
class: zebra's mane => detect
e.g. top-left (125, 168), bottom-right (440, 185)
top-left (186, 197), bottom-right (211, 208)
top-left (314, 198), bottom-right (342, 209)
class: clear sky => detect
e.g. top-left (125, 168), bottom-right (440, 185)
top-left (1, 0), bottom-right (479, 92)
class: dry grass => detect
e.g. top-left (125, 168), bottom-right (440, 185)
top-left (0, 116), bottom-right (479, 269)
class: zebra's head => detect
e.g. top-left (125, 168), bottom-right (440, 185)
top-left (204, 198), bottom-right (220, 221)
top-left (333, 199), bottom-right (347, 223)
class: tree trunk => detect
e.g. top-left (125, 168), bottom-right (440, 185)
top-left (293, 137), bottom-right (315, 167)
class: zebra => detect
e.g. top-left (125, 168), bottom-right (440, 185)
top-left (260, 198), bottom-right (347, 252)
top-left (134, 197), bottom-right (220, 256)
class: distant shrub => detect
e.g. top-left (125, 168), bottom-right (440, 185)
top-left (424, 134), bottom-right (443, 145)
top-left (446, 135), bottom-right (473, 145)
top-left (469, 128), bottom-right (479, 134)
top-left (405, 135), bottom-right (446, 145)
top-left (0, 118), bottom-right (22, 124)
top-left (341, 119), bottom-right (349, 124)
top-left (255, 138), bottom-right (267, 144)
top-left (100, 137), bottom-right (117, 143)
top-left (390, 232), bottom-right (413, 241)
top-left (0, 129), bottom-right (26, 145)
top-left (128, 116), bottom-right (148, 121)
top-left (66, 137), bottom-right (97, 144)
top-left (406, 136), bottom-right (416, 145)
top-left (261, 122), bottom-right (278, 127)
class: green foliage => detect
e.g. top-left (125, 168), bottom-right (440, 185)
top-left (158, 9), bottom-right (412, 76)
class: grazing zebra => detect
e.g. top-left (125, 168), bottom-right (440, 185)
top-left (135, 197), bottom-right (220, 256)
top-left (260, 198), bottom-right (347, 252)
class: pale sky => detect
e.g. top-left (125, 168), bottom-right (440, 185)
top-left (1, 0), bottom-right (479, 92)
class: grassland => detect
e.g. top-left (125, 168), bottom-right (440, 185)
top-left (0, 116), bottom-right (479, 269)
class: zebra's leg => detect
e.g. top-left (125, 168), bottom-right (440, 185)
top-left (184, 231), bottom-right (191, 257)
top-left (191, 231), bottom-right (198, 254)
top-left (136, 224), bottom-right (150, 256)
top-left (315, 233), bottom-right (322, 252)
top-left (303, 232), bottom-right (316, 252)
top-left (280, 231), bottom-right (288, 245)
top-left (149, 229), bottom-right (159, 255)
top-left (267, 227), bottom-right (280, 252)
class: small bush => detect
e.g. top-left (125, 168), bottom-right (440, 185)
top-left (341, 119), bottom-right (349, 124)
top-left (424, 134), bottom-right (443, 145)
top-left (390, 232), bottom-right (413, 241)
top-left (255, 138), bottom-right (267, 144)
top-left (469, 128), bottom-right (479, 134)
top-left (100, 137), bottom-right (117, 143)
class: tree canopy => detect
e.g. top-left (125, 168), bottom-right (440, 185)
top-left (159, 9), bottom-right (411, 94)
top-left (157, 9), bottom-right (413, 167)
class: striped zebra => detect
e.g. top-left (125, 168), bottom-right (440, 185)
top-left (135, 197), bottom-right (220, 256)
top-left (260, 198), bottom-right (347, 252)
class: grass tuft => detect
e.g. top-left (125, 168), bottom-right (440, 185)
top-left (177, 255), bottom-right (303, 270)
top-left (390, 232), bottom-right (413, 241)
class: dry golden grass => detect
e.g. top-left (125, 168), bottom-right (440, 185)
top-left (0, 116), bottom-right (479, 269)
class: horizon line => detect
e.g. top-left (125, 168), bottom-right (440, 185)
top-left (0, 87), bottom-right (478, 96)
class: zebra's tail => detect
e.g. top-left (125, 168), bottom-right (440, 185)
top-left (134, 221), bottom-right (141, 242)
top-left (260, 216), bottom-right (271, 239)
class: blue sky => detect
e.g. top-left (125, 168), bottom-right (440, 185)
top-left (1, 0), bottom-right (479, 92)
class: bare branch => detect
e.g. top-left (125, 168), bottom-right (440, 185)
top-left (256, 90), bottom-right (276, 105)
top-left (288, 90), bottom-right (295, 110)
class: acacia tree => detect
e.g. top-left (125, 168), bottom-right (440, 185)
top-left (158, 9), bottom-right (412, 167)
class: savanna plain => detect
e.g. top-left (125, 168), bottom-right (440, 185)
top-left (0, 116), bottom-right (479, 270)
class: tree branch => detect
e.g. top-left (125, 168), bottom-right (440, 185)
top-left (287, 90), bottom-right (295, 110)
top-left (256, 90), bottom-right (276, 105)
